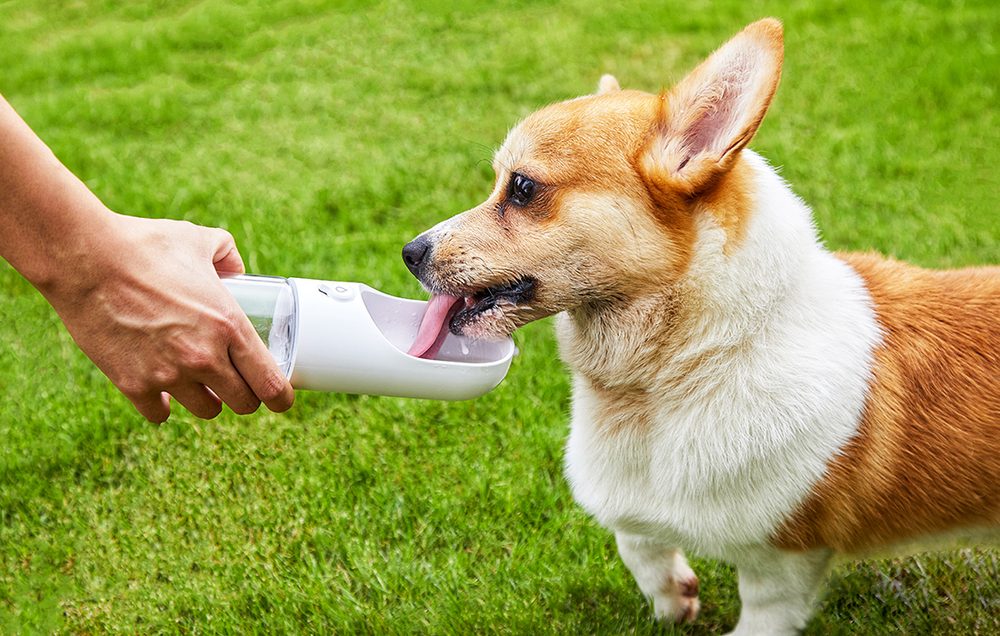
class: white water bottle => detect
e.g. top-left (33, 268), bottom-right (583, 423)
top-left (221, 274), bottom-right (514, 400)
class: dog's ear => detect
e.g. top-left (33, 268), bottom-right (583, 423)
top-left (641, 18), bottom-right (783, 197)
top-left (596, 74), bottom-right (621, 95)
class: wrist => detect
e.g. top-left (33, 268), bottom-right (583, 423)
top-left (29, 203), bottom-right (123, 304)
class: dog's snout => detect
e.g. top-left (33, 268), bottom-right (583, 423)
top-left (402, 235), bottom-right (431, 277)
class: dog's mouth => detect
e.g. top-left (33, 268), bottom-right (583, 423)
top-left (407, 277), bottom-right (536, 359)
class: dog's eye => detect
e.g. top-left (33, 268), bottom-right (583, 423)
top-left (509, 173), bottom-right (536, 207)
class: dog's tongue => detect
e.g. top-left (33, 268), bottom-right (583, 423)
top-left (408, 294), bottom-right (462, 359)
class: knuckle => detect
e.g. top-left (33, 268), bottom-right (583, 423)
top-left (215, 307), bottom-right (243, 341)
top-left (151, 366), bottom-right (181, 387)
top-left (217, 228), bottom-right (236, 248)
top-left (117, 378), bottom-right (146, 399)
top-left (256, 370), bottom-right (287, 403)
top-left (183, 348), bottom-right (217, 374)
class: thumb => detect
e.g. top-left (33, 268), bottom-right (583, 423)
top-left (209, 228), bottom-right (246, 274)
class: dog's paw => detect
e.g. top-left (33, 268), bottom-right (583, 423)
top-left (652, 569), bottom-right (700, 623)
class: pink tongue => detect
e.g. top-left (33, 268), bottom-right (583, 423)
top-left (408, 294), bottom-right (462, 359)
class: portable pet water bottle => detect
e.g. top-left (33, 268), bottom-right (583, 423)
top-left (220, 274), bottom-right (515, 400)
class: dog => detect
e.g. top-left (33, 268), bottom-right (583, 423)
top-left (402, 18), bottom-right (999, 635)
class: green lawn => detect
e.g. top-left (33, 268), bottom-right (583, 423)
top-left (1, 1), bottom-right (997, 633)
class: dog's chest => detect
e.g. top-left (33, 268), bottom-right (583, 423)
top-left (563, 375), bottom-right (841, 559)
top-left (554, 244), bottom-right (880, 557)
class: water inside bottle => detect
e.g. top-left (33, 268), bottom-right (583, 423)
top-left (222, 275), bottom-right (297, 376)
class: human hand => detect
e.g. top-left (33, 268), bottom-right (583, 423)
top-left (41, 212), bottom-right (295, 422)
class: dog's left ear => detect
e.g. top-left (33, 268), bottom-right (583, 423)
top-left (597, 74), bottom-right (621, 95)
top-left (641, 18), bottom-right (783, 196)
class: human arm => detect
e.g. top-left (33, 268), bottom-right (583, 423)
top-left (0, 94), bottom-right (294, 422)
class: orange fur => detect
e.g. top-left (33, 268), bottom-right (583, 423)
top-left (695, 155), bottom-right (754, 254)
top-left (773, 254), bottom-right (1000, 552)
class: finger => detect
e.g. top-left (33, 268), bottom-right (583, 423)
top-left (130, 391), bottom-right (171, 423)
top-left (229, 317), bottom-right (295, 413)
top-left (201, 367), bottom-right (262, 415)
top-left (168, 383), bottom-right (224, 420)
top-left (209, 228), bottom-right (245, 274)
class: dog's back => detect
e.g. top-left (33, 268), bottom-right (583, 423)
top-left (774, 255), bottom-right (1000, 553)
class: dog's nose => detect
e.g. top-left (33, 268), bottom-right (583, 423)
top-left (402, 235), bottom-right (431, 277)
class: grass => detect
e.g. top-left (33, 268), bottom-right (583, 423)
top-left (0, 0), bottom-right (997, 633)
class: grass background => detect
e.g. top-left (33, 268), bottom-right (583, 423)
top-left (0, 0), bottom-right (997, 633)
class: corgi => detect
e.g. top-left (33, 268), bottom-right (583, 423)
top-left (402, 18), bottom-right (1000, 635)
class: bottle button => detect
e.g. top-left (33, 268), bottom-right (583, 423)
top-left (318, 283), bottom-right (355, 300)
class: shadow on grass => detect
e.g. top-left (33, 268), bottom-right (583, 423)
top-left (811, 550), bottom-right (1000, 635)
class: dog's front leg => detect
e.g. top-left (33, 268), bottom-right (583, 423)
top-left (615, 531), bottom-right (700, 623)
top-left (728, 548), bottom-right (833, 636)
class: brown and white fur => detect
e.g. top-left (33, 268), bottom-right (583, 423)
top-left (402, 19), bottom-right (1000, 635)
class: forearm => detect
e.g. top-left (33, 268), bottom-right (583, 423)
top-left (0, 94), bottom-right (116, 293)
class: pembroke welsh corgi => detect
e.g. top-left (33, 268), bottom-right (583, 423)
top-left (402, 18), bottom-right (1000, 635)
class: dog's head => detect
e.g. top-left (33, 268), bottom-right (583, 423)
top-left (404, 19), bottom-right (783, 352)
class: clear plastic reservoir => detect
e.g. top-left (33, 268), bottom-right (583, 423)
top-left (221, 275), bottom-right (297, 377)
